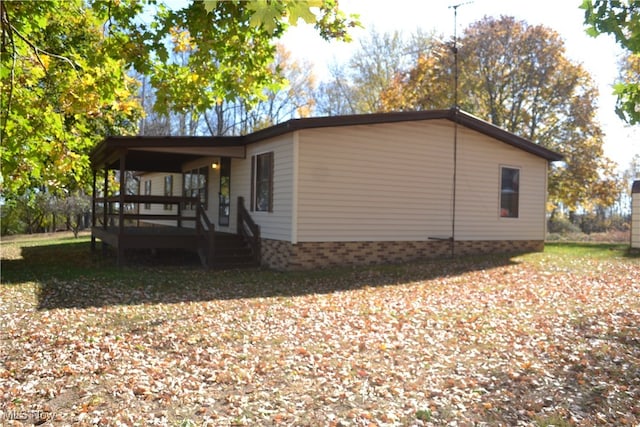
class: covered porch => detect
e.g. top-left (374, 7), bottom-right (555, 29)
top-left (89, 136), bottom-right (260, 268)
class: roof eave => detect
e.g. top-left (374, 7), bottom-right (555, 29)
top-left (91, 109), bottom-right (564, 169)
top-left (251, 109), bottom-right (563, 162)
top-left (451, 110), bottom-right (564, 162)
top-left (90, 135), bottom-right (246, 170)
top-left (244, 110), bottom-right (454, 143)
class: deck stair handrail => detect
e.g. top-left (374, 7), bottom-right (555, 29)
top-left (237, 197), bottom-right (260, 264)
top-left (195, 201), bottom-right (215, 268)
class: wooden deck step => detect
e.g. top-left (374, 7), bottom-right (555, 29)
top-left (208, 232), bottom-right (257, 268)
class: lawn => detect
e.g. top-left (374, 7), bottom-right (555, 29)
top-left (1, 235), bottom-right (639, 426)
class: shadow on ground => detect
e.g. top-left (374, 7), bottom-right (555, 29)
top-left (2, 238), bottom-right (520, 311)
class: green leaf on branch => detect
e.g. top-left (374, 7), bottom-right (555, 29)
top-left (201, 0), bottom-right (218, 14)
top-left (246, 0), bottom-right (285, 34)
top-left (613, 82), bottom-right (640, 125)
top-left (286, 0), bottom-right (322, 25)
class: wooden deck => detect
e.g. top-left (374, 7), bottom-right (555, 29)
top-left (90, 137), bottom-right (261, 269)
top-left (92, 226), bottom-right (199, 250)
top-left (91, 196), bottom-right (260, 268)
top-left (91, 226), bottom-right (257, 268)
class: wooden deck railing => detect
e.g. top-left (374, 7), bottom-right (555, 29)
top-left (95, 195), bottom-right (199, 227)
top-left (93, 195), bottom-right (217, 267)
top-left (92, 195), bottom-right (255, 269)
top-left (237, 196), bottom-right (261, 264)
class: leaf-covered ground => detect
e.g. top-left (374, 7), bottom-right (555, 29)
top-left (1, 236), bottom-right (639, 426)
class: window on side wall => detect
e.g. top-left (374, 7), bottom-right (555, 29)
top-left (144, 180), bottom-right (151, 209)
top-left (251, 152), bottom-right (274, 212)
top-left (500, 166), bottom-right (519, 218)
top-left (164, 175), bottom-right (173, 210)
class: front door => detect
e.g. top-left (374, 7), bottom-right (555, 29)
top-left (218, 157), bottom-right (231, 226)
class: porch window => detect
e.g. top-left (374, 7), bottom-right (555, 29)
top-left (164, 175), bottom-right (173, 210)
top-left (500, 166), bottom-right (519, 218)
top-left (144, 180), bottom-right (151, 209)
top-left (183, 166), bottom-right (208, 209)
top-left (251, 152), bottom-right (273, 212)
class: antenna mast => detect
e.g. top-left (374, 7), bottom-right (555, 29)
top-left (449, 1), bottom-right (472, 109)
top-left (447, 1), bottom-right (472, 258)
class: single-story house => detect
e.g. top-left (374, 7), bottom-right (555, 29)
top-left (90, 108), bottom-right (562, 270)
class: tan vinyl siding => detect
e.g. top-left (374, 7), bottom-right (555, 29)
top-left (138, 172), bottom-right (184, 227)
top-left (297, 120), bottom-right (455, 242)
top-left (230, 134), bottom-right (294, 241)
top-left (296, 120), bottom-right (548, 243)
top-left (454, 127), bottom-right (548, 240)
top-left (632, 193), bottom-right (640, 248)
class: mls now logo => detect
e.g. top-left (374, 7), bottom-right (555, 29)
top-left (3, 409), bottom-right (55, 422)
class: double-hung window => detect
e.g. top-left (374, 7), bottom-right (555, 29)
top-left (500, 166), bottom-right (520, 218)
top-left (251, 152), bottom-right (274, 212)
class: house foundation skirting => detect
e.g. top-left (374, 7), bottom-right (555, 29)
top-left (453, 240), bottom-right (544, 256)
top-left (260, 239), bottom-right (544, 270)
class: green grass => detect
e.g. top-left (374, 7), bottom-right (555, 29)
top-left (544, 241), bottom-right (638, 259)
top-left (2, 236), bottom-right (107, 281)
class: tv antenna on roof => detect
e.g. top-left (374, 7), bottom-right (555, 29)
top-left (449, 1), bottom-right (473, 109)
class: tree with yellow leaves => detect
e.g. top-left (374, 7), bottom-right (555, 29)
top-left (1, 0), bottom-right (358, 210)
top-left (1, 0), bottom-right (142, 200)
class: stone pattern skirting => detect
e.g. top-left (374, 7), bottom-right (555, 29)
top-left (262, 239), bottom-right (450, 270)
top-left (260, 238), bottom-right (294, 271)
top-left (261, 239), bottom-right (544, 270)
top-left (453, 240), bottom-right (544, 256)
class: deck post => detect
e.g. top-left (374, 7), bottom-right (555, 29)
top-left (118, 151), bottom-right (126, 232)
top-left (117, 150), bottom-right (127, 267)
top-left (103, 166), bottom-right (109, 230)
top-left (91, 169), bottom-right (97, 250)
